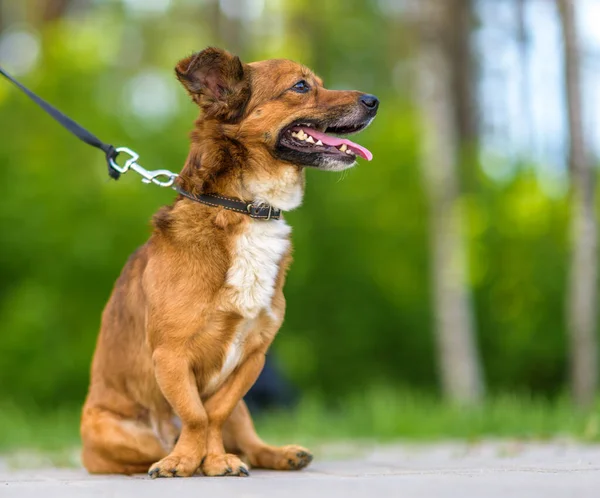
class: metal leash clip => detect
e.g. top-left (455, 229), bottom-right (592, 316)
top-left (109, 147), bottom-right (178, 188)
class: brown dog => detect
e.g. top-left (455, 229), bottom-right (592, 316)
top-left (80, 47), bottom-right (378, 477)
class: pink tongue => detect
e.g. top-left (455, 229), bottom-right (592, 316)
top-left (295, 127), bottom-right (373, 161)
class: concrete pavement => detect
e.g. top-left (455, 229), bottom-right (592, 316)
top-left (1, 441), bottom-right (599, 497)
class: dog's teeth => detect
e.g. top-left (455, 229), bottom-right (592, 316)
top-left (291, 132), bottom-right (299, 138)
top-left (339, 144), bottom-right (348, 152)
top-left (315, 140), bottom-right (323, 146)
top-left (345, 149), bottom-right (353, 154)
top-left (298, 131), bottom-right (307, 140)
top-left (306, 136), bottom-right (315, 143)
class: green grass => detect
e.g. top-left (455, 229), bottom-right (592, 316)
top-left (0, 403), bottom-right (82, 452)
top-left (255, 387), bottom-right (600, 447)
top-left (1, 387), bottom-right (599, 458)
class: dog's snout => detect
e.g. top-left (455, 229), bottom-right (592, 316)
top-left (359, 94), bottom-right (379, 112)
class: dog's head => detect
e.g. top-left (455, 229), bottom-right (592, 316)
top-left (175, 47), bottom-right (378, 206)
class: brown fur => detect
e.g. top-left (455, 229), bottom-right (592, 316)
top-left (80, 47), bottom-right (377, 477)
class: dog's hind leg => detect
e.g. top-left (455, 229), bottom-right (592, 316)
top-left (81, 405), bottom-right (168, 475)
top-left (222, 400), bottom-right (313, 471)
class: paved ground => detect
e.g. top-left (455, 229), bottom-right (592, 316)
top-left (1, 442), bottom-right (599, 497)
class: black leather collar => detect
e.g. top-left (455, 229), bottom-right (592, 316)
top-left (173, 185), bottom-right (281, 220)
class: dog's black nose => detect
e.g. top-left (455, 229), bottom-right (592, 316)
top-left (359, 94), bottom-right (379, 112)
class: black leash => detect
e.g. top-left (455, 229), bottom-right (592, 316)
top-left (0, 66), bottom-right (281, 220)
top-left (0, 66), bottom-right (121, 180)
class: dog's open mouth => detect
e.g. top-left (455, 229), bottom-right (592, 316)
top-left (278, 121), bottom-right (373, 162)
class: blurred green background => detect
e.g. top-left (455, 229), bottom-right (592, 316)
top-left (1, 0), bottom-right (599, 451)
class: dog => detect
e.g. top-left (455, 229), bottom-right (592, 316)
top-left (80, 47), bottom-right (378, 477)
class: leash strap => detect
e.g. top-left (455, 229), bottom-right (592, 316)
top-left (0, 66), bottom-right (282, 220)
top-left (0, 66), bottom-right (121, 179)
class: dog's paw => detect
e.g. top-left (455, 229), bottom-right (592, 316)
top-left (249, 444), bottom-right (313, 470)
top-left (148, 454), bottom-right (199, 478)
top-left (282, 445), bottom-right (313, 470)
top-left (201, 453), bottom-right (249, 477)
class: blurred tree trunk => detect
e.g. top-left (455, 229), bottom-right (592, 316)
top-left (416, 0), bottom-right (484, 404)
top-left (447, 0), bottom-right (479, 193)
top-left (558, 0), bottom-right (598, 408)
top-left (41, 0), bottom-right (72, 22)
top-left (208, 0), bottom-right (245, 59)
top-left (447, 0), bottom-right (478, 148)
top-left (1, 0), bottom-right (75, 31)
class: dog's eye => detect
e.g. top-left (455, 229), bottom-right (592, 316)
top-left (291, 80), bottom-right (310, 93)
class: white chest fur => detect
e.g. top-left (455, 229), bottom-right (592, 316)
top-left (204, 318), bottom-right (256, 395)
top-left (226, 219), bottom-right (291, 318)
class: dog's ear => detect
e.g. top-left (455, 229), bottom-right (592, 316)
top-left (175, 47), bottom-right (250, 122)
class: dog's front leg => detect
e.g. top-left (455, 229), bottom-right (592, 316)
top-left (148, 348), bottom-right (208, 478)
top-left (200, 352), bottom-right (266, 477)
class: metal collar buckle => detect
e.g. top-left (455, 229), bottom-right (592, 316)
top-left (247, 203), bottom-right (276, 220)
